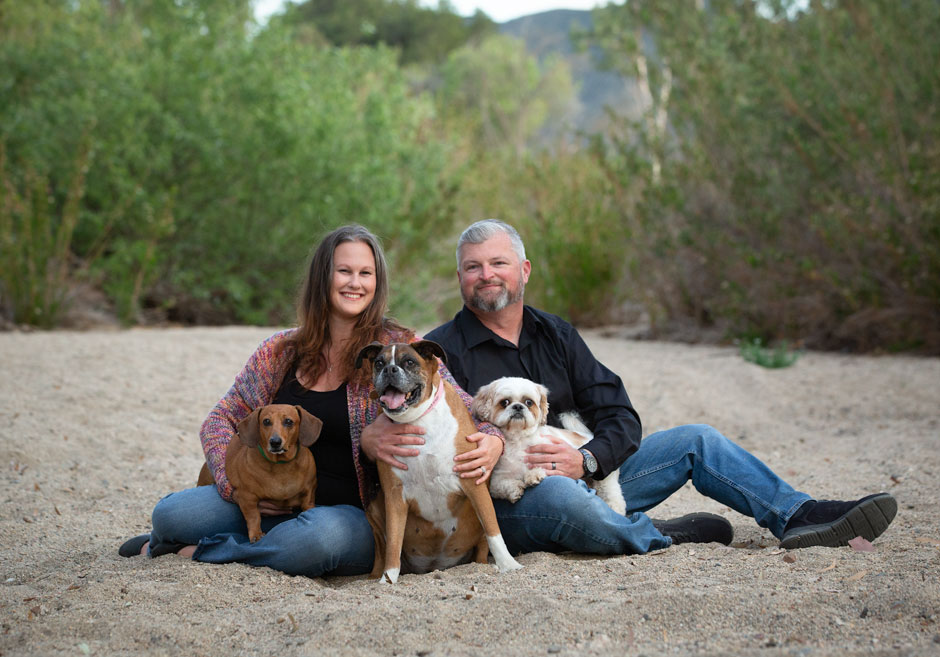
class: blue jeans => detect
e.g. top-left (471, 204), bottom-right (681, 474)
top-left (149, 485), bottom-right (374, 577)
top-left (149, 424), bottom-right (809, 576)
top-left (494, 424), bottom-right (808, 556)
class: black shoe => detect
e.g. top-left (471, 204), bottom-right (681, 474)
top-left (118, 533), bottom-right (150, 557)
top-left (652, 513), bottom-right (734, 545)
top-left (779, 492), bottom-right (897, 549)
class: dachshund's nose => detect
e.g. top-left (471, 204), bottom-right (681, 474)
top-left (269, 435), bottom-right (283, 451)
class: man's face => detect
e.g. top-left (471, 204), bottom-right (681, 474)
top-left (457, 232), bottom-right (531, 313)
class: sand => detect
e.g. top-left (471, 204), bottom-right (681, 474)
top-left (1, 326), bottom-right (938, 656)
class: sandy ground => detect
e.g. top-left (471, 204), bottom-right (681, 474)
top-left (1, 326), bottom-right (939, 657)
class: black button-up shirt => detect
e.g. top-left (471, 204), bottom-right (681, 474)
top-left (424, 305), bottom-right (642, 479)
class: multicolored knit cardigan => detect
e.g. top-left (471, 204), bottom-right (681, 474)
top-left (199, 327), bottom-right (502, 508)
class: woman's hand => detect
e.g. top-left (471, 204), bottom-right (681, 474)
top-left (525, 437), bottom-right (584, 479)
top-left (360, 413), bottom-right (426, 469)
top-left (454, 432), bottom-right (503, 485)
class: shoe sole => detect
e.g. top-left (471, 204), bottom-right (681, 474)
top-left (779, 493), bottom-right (897, 549)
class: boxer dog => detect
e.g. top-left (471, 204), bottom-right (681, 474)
top-left (355, 340), bottom-right (522, 583)
top-left (472, 377), bottom-right (627, 515)
top-left (197, 404), bottom-right (323, 542)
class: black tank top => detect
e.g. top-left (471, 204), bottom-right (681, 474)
top-left (272, 370), bottom-right (361, 509)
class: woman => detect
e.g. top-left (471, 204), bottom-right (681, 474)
top-left (119, 225), bottom-right (504, 577)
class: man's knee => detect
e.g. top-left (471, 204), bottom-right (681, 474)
top-left (676, 424), bottom-right (729, 453)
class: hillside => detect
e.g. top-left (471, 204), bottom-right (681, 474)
top-left (500, 9), bottom-right (643, 134)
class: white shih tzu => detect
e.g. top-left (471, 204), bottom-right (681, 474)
top-left (472, 376), bottom-right (627, 515)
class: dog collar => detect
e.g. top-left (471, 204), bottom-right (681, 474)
top-left (416, 382), bottom-right (445, 420)
top-left (257, 443), bottom-right (301, 464)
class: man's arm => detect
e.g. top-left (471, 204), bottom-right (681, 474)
top-left (564, 328), bottom-right (642, 480)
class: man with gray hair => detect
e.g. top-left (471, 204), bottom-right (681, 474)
top-left (421, 218), bottom-right (897, 556)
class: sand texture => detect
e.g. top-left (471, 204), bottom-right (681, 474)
top-left (1, 326), bottom-right (939, 656)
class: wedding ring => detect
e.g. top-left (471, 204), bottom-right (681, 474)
top-left (551, 462), bottom-right (557, 470)
top-left (480, 466), bottom-right (487, 475)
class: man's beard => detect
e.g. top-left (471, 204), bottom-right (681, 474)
top-left (464, 277), bottom-right (525, 313)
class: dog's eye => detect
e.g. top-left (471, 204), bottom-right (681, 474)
top-left (262, 418), bottom-right (273, 426)
top-left (403, 358), bottom-right (416, 369)
top-left (283, 418), bottom-right (294, 427)
top-left (500, 399), bottom-right (510, 408)
top-left (374, 358), bottom-right (385, 368)
top-left (524, 399), bottom-right (534, 407)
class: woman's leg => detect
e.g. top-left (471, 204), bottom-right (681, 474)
top-left (149, 485), bottom-right (251, 556)
top-left (618, 424), bottom-right (811, 538)
top-left (151, 486), bottom-right (374, 577)
top-left (492, 476), bottom-right (670, 556)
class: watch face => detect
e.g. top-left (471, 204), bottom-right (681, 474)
top-left (580, 449), bottom-right (597, 474)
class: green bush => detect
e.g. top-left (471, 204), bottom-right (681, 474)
top-left (0, 140), bottom-right (89, 327)
top-left (0, 0), bottom-right (456, 326)
top-left (738, 338), bottom-right (800, 369)
top-left (588, 0), bottom-right (940, 353)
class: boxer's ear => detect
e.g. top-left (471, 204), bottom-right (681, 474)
top-left (537, 384), bottom-right (550, 426)
top-left (355, 342), bottom-right (384, 369)
top-left (412, 340), bottom-right (447, 366)
top-left (236, 408), bottom-right (263, 447)
top-left (295, 407), bottom-right (323, 447)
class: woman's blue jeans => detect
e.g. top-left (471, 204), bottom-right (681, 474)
top-left (149, 424), bottom-right (810, 577)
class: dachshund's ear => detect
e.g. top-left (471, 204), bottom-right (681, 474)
top-left (295, 407), bottom-right (323, 447)
top-left (355, 341), bottom-right (385, 369)
top-left (236, 408), bottom-right (263, 447)
top-left (471, 382), bottom-right (494, 423)
top-left (537, 384), bottom-right (550, 426)
top-left (412, 340), bottom-right (447, 366)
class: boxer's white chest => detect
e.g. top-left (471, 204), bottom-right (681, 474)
top-left (397, 404), bottom-right (461, 531)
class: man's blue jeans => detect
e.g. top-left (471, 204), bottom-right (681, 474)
top-left (148, 424), bottom-right (810, 577)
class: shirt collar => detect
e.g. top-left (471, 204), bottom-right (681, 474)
top-left (456, 304), bottom-right (545, 349)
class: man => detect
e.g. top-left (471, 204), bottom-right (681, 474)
top-left (422, 219), bottom-right (897, 555)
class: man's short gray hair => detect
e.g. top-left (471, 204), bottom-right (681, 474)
top-left (456, 219), bottom-right (527, 266)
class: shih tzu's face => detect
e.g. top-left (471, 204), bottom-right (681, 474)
top-left (471, 377), bottom-right (549, 435)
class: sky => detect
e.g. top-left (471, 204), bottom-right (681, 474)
top-left (254, 0), bottom-right (605, 25)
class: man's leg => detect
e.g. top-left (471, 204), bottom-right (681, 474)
top-left (619, 424), bottom-right (896, 547)
top-left (619, 424), bottom-right (811, 538)
top-left (493, 476), bottom-right (672, 555)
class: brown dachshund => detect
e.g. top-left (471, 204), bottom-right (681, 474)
top-left (197, 404), bottom-right (323, 542)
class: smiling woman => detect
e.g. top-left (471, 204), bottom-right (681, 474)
top-left (329, 242), bottom-right (377, 327)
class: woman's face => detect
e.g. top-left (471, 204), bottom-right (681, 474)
top-left (330, 241), bottom-right (377, 321)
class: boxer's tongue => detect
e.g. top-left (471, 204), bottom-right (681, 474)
top-left (380, 390), bottom-right (408, 410)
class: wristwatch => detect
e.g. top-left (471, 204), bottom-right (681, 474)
top-left (578, 448), bottom-right (598, 479)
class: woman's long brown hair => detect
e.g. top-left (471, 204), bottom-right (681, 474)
top-left (277, 225), bottom-right (410, 386)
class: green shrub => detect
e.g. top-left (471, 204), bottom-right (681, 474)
top-left (0, 140), bottom-right (89, 327)
top-left (738, 338), bottom-right (800, 369)
top-left (589, 0), bottom-right (940, 353)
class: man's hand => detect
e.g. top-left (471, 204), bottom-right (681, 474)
top-left (525, 437), bottom-right (584, 479)
top-left (360, 413), bottom-right (426, 469)
top-left (453, 432), bottom-right (503, 484)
